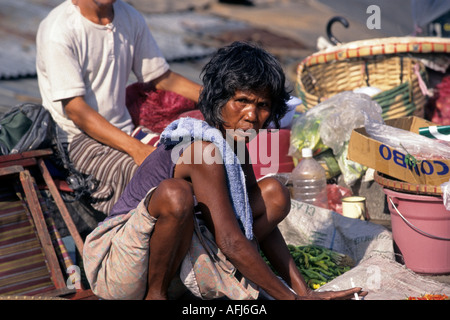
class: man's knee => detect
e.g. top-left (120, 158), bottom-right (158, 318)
top-left (154, 178), bottom-right (194, 220)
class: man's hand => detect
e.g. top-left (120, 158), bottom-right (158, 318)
top-left (62, 96), bottom-right (155, 165)
top-left (131, 143), bottom-right (156, 166)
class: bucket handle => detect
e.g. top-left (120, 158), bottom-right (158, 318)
top-left (388, 197), bottom-right (450, 241)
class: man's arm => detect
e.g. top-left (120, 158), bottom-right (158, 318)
top-left (62, 96), bottom-right (154, 165)
top-left (62, 70), bottom-right (200, 165)
top-left (151, 70), bottom-right (202, 103)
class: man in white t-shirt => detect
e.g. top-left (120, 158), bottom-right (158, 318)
top-left (36, 0), bottom-right (201, 215)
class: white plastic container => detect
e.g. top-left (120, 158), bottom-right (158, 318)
top-left (291, 148), bottom-right (328, 209)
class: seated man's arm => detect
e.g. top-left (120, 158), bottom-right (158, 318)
top-left (152, 70), bottom-right (202, 103)
top-left (62, 96), bottom-right (154, 165)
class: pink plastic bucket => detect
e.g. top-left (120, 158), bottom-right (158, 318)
top-left (384, 188), bottom-right (450, 274)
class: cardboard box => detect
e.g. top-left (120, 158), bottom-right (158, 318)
top-left (348, 116), bottom-right (450, 186)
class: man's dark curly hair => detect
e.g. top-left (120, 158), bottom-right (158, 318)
top-left (198, 41), bottom-right (290, 129)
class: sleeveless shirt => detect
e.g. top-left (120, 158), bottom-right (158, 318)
top-left (107, 144), bottom-right (177, 219)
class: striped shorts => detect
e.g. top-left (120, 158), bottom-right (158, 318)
top-left (68, 133), bottom-right (138, 215)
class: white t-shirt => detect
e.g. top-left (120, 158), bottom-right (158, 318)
top-left (36, 0), bottom-right (169, 143)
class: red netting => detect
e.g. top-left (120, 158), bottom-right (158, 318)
top-left (126, 82), bottom-right (197, 133)
top-left (430, 76), bottom-right (450, 125)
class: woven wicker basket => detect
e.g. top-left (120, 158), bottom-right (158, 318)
top-left (374, 171), bottom-right (442, 196)
top-left (296, 37), bottom-right (450, 119)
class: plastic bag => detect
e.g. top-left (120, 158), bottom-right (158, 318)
top-left (320, 92), bottom-right (383, 185)
top-left (318, 92), bottom-right (383, 155)
top-left (335, 142), bottom-right (368, 185)
top-left (288, 108), bottom-right (329, 160)
top-left (365, 120), bottom-right (450, 160)
top-left (289, 91), bottom-right (384, 185)
top-left (440, 180), bottom-right (450, 210)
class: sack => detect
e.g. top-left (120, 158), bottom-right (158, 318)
top-left (0, 103), bottom-right (55, 155)
top-left (278, 200), bottom-right (394, 264)
top-left (317, 254), bottom-right (450, 300)
top-left (180, 217), bottom-right (259, 300)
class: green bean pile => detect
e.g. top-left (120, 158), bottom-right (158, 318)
top-left (261, 244), bottom-right (354, 289)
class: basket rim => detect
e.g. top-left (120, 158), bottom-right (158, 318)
top-left (301, 36), bottom-right (450, 67)
top-left (374, 171), bottom-right (442, 196)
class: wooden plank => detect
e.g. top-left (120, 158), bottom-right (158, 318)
top-left (0, 149), bottom-right (52, 168)
top-left (0, 149), bottom-right (52, 162)
top-left (37, 158), bottom-right (84, 255)
top-left (0, 165), bottom-right (24, 176)
top-left (19, 170), bottom-right (66, 289)
top-left (0, 158), bottom-right (37, 169)
top-left (0, 161), bottom-right (90, 296)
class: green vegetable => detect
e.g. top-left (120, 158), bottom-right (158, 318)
top-left (289, 113), bottom-right (329, 160)
top-left (261, 244), bottom-right (354, 290)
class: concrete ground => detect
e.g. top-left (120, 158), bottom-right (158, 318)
top-left (168, 0), bottom-right (395, 83)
